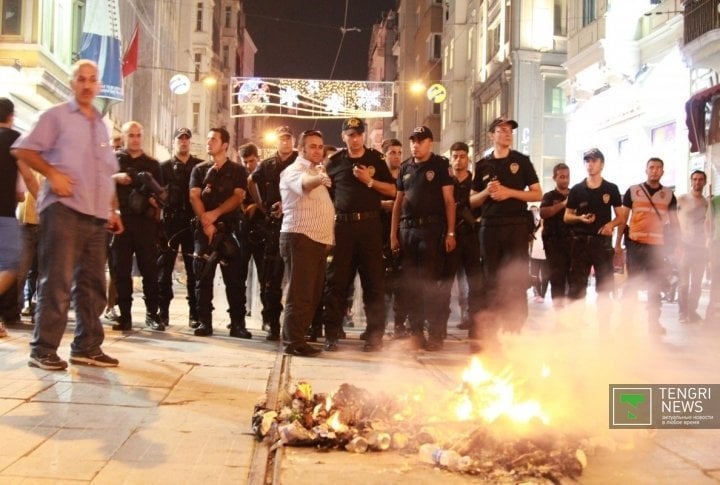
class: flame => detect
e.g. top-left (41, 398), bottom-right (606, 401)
top-left (327, 411), bottom-right (348, 433)
top-left (453, 357), bottom-right (549, 425)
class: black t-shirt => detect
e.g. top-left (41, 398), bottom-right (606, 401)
top-left (454, 174), bottom-right (474, 230)
top-left (566, 179), bottom-right (622, 236)
top-left (396, 153), bottom-right (453, 220)
top-left (250, 151), bottom-right (297, 212)
top-left (160, 155), bottom-right (203, 216)
top-left (540, 189), bottom-right (570, 239)
top-left (326, 147), bottom-right (394, 213)
top-left (0, 127), bottom-right (20, 217)
top-left (472, 150), bottom-right (539, 218)
top-left (190, 159), bottom-right (247, 225)
top-left (116, 150), bottom-right (163, 217)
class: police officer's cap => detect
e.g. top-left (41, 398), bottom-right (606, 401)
top-left (173, 127), bottom-right (192, 139)
top-left (275, 126), bottom-right (293, 138)
top-left (409, 126), bottom-right (433, 141)
top-left (582, 148), bottom-right (604, 161)
top-left (487, 117), bottom-right (518, 133)
top-left (342, 117), bottom-right (365, 134)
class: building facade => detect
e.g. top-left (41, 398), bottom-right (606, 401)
top-left (564, 0), bottom-right (691, 193)
top-left (395, 0), bottom-right (443, 147)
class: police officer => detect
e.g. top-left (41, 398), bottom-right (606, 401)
top-left (390, 126), bottom-right (456, 351)
top-left (380, 138), bottom-right (407, 338)
top-left (237, 143), bottom-right (269, 335)
top-left (540, 163), bottom-right (572, 308)
top-left (321, 118), bottom-right (396, 352)
top-left (565, 148), bottom-right (623, 321)
top-left (247, 126), bottom-right (298, 341)
top-left (111, 121), bottom-right (164, 332)
top-left (157, 128), bottom-right (202, 328)
top-left (189, 127), bottom-right (251, 339)
top-left (439, 142), bottom-right (483, 338)
top-left (470, 117), bottom-right (541, 342)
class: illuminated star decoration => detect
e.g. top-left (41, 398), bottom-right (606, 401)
top-left (323, 93), bottom-right (346, 114)
top-left (355, 88), bottom-right (381, 111)
top-left (279, 86), bottom-right (300, 107)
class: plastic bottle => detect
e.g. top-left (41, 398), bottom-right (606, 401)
top-left (418, 444), bottom-right (471, 472)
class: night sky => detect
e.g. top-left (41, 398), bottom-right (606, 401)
top-left (243, 0), bottom-right (396, 144)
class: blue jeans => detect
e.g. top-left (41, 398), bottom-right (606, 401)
top-left (31, 203), bottom-right (108, 356)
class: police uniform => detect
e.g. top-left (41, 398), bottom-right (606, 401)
top-left (565, 179), bottom-right (622, 299)
top-left (397, 150), bottom-right (453, 345)
top-left (157, 153), bottom-right (202, 326)
top-left (540, 188), bottom-right (572, 304)
top-left (250, 149), bottom-right (298, 337)
top-left (111, 150), bottom-right (163, 330)
top-left (381, 169), bottom-right (407, 337)
top-left (322, 144), bottom-right (394, 348)
top-left (189, 159), bottom-right (249, 336)
top-left (473, 149), bottom-right (539, 333)
top-left (439, 173), bottom-right (483, 337)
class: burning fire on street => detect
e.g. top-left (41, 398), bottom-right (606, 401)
top-left (253, 356), bottom-right (590, 483)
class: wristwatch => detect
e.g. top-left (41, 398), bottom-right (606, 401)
top-left (367, 179), bottom-right (374, 188)
top-left (447, 232), bottom-right (455, 237)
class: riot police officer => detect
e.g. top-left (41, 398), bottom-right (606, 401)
top-left (158, 128), bottom-right (202, 328)
top-left (111, 121), bottom-right (164, 331)
top-left (247, 126), bottom-right (298, 341)
top-left (189, 128), bottom-right (251, 338)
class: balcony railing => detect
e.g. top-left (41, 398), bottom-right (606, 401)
top-left (684, 0), bottom-right (720, 45)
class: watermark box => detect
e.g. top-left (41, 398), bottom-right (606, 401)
top-left (610, 384), bottom-right (720, 429)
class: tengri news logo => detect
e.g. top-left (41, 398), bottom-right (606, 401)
top-left (611, 386), bottom-right (652, 427)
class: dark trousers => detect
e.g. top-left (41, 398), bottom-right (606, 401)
top-left (568, 235), bottom-right (615, 299)
top-left (543, 236), bottom-right (571, 304)
top-left (398, 224), bottom-right (445, 340)
top-left (625, 239), bottom-right (664, 323)
top-left (111, 215), bottom-right (159, 318)
top-left (280, 232), bottom-right (327, 345)
top-left (239, 233), bottom-right (266, 320)
top-left (157, 219), bottom-right (197, 319)
top-left (439, 228), bottom-right (484, 337)
top-left (529, 258), bottom-right (549, 298)
top-left (322, 218), bottom-right (386, 341)
top-left (677, 242), bottom-right (706, 316)
top-left (260, 223), bottom-right (284, 332)
top-left (193, 226), bottom-right (247, 327)
top-left (383, 249), bottom-right (407, 329)
top-left (479, 222), bottom-right (530, 333)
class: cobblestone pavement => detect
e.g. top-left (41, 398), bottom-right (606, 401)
top-left (1, 274), bottom-right (718, 484)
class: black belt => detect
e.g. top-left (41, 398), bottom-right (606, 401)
top-left (400, 215), bottom-right (442, 228)
top-left (480, 216), bottom-right (528, 227)
top-left (335, 211), bottom-right (380, 223)
top-left (572, 234), bottom-right (611, 242)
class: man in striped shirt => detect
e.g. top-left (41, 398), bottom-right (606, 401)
top-left (279, 130), bottom-right (335, 357)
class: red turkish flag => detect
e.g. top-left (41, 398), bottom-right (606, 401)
top-left (122, 23), bottom-right (139, 78)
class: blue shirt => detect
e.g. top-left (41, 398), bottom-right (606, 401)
top-left (13, 99), bottom-right (118, 219)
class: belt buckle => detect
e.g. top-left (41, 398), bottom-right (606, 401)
top-left (352, 212), bottom-right (362, 221)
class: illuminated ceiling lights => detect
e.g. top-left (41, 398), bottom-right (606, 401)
top-left (230, 77), bottom-right (394, 119)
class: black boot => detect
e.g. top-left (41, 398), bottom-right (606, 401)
top-left (229, 322), bottom-right (252, 339)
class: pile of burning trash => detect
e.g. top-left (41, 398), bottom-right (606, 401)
top-left (252, 357), bottom-right (589, 483)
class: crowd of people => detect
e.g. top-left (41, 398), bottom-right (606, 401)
top-left (1, 59), bottom-right (719, 369)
